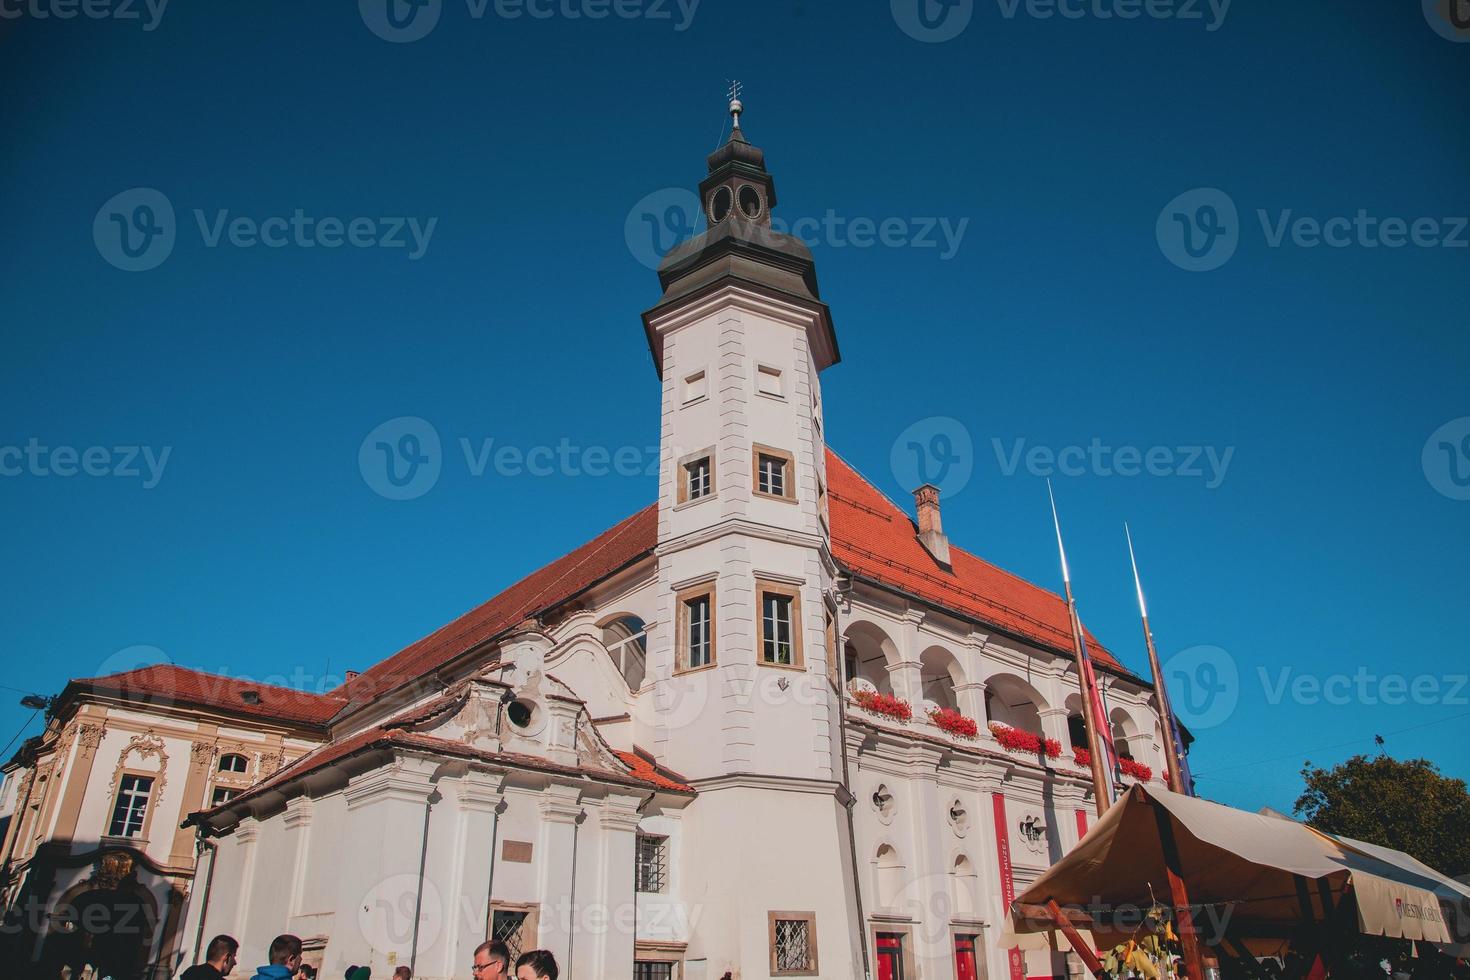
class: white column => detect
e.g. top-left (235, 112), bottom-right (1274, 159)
top-left (590, 795), bottom-right (643, 978)
top-left (441, 772), bottom-right (505, 980)
top-left (535, 784), bottom-right (584, 969)
top-left (955, 681), bottom-right (987, 725)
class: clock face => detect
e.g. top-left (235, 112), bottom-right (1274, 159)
top-left (709, 186), bottom-right (733, 223)
top-left (738, 184), bottom-right (762, 219)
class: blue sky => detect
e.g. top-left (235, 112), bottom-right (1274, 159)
top-left (2, 0), bottom-right (1467, 815)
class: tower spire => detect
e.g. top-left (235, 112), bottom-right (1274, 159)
top-left (726, 79), bottom-right (743, 132)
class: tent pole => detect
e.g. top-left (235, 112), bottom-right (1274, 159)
top-left (1045, 899), bottom-right (1105, 979)
top-left (1151, 799), bottom-right (1208, 980)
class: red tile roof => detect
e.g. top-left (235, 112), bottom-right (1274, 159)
top-left (76, 449), bottom-right (1135, 744)
top-left (335, 504), bottom-right (659, 706)
top-left (824, 450), bottom-right (1129, 674)
top-left (67, 664), bottom-right (345, 727)
top-left (615, 749), bottom-right (694, 793)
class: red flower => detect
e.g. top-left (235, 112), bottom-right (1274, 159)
top-left (988, 722), bottom-right (1061, 758)
top-left (928, 707), bottom-right (979, 738)
top-left (1073, 746), bottom-right (1092, 767)
top-left (852, 689), bottom-right (912, 722)
top-left (1119, 757), bottom-right (1153, 781)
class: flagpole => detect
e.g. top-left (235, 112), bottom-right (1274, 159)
top-left (1126, 524), bottom-right (1188, 795)
top-left (1048, 482), bottom-right (1113, 819)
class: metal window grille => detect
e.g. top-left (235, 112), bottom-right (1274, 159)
top-left (491, 910), bottom-right (528, 960)
top-left (634, 963), bottom-right (674, 980)
top-left (686, 458), bottom-right (711, 499)
top-left (762, 594), bottom-right (793, 664)
top-left (758, 454), bottom-right (785, 496)
top-left (108, 774), bottom-right (153, 838)
top-left (774, 918), bottom-right (812, 972)
top-left (685, 596), bottom-right (710, 668)
top-left (635, 833), bottom-right (668, 893)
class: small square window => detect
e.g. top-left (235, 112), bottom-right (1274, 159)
top-left (682, 370), bottom-right (707, 404)
top-left (752, 445), bottom-right (795, 501)
top-left (682, 456), bottom-right (711, 502)
top-left (756, 364), bottom-right (784, 398)
top-left (211, 786), bottom-right (238, 807)
top-left (769, 911), bottom-right (818, 976)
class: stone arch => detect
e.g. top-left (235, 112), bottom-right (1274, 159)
top-left (45, 862), bottom-right (163, 980)
top-left (918, 644), bottom-right (966, 712)
top-left (873, 843), bottom-right (904, 909)
top-left (842, 619), bottom-right (900, 695)
top-left (1110, 706), bottom-right (1141, 761)
top-left (949, 852), bottom-right (979, 918)
top-left (1063, 693), bottom-right (1089, 750)
top-left (983, 672), bottom-right (1049, 734)
top-left (598, 613), bottom-right (649, 692)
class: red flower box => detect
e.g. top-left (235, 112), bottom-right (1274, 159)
top-left (1073, 746), bottom-right (1092, 767)
top-left (988, 722), bottom-right (1061, 758)
top-left (928, 707), bottom-right (979, 739)
top-left (852, 689), bottom-right (912, 722)
top-left (1119, 757), bottom-right (1153, 781)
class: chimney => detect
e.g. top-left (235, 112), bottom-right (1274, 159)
top-left (913, 484), bottom-right (951, 566)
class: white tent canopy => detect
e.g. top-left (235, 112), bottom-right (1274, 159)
top-left (1004, 784), bottom-right (1469, 958)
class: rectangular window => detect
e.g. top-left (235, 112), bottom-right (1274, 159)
top-left (210, 786), bottom-right (238, 807)
top-left (635, 833), bottom-right (668, 893)
top-left (769, 911), bottom-right (818, 976)
top-left (685, 456), bottom-right (711, 500)
top-left (752, 444), bottom-right (796, 502)
top-left (756, 364), bottom-right (784, 398)
top-left (677, 585), bottom-right (715, 671)
top-left (488, 905), bottom-right (538, 961)
top-left (682, 370), bottom-right (707, 404)
top-left (108, 774), bottom-right (153, 838)
top-left (756, 580), bottom-right (804, 668)
top-left (634, 964), bottom-right (675, 980)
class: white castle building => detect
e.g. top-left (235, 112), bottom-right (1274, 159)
top-left (0, 105), bottom-right (1184, 980)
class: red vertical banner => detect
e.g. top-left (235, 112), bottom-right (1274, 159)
top-left (1074, 808), bottom-right (1089, 841)
top-left (992, 792), bottom-right (1025, 980)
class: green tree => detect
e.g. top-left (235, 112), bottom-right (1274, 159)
top-left (1295, 754), bottom-right (1470, 878)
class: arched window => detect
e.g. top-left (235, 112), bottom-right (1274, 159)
top-left (601, 615), bottom-right (649, 690)
top-left (983, 675), bottom-right (1047, 734)
top-left (875, 844), bottom-right (904, 909)
top-left (217, 753), bottom-right (248, 774)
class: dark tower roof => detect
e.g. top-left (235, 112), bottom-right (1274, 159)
top-left (641, 99), bottom-right (840, 376)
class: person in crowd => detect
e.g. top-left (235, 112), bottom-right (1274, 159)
top-left (513, 950), bottom-right (557, 980)
top-left (346, 966), bottom-right (371, 980)
top-left (296, 965), bottom-right (317, 980)
top-left (471, 941), bottom-right (512, 980)
top-left (181, 935), bottom-right (239, 980)
top-left (392, 968), bottom-right (411, 980)
top-left (249, 934), bottom-right (304, 980)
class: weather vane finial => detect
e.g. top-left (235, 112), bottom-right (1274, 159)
top-left (726, 79), bottom-right (743, 129)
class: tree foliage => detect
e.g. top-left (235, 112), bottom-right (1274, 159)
top-left (1295, 754), bottom-right (1470, 877)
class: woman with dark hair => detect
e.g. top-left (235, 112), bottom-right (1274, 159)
top-left (513, 950), bottom-right (558, 980)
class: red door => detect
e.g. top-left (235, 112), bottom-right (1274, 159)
top-left (955, 934), bottom-right (979, 980)
top-left (876, 933), bottom-right (904, 980)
